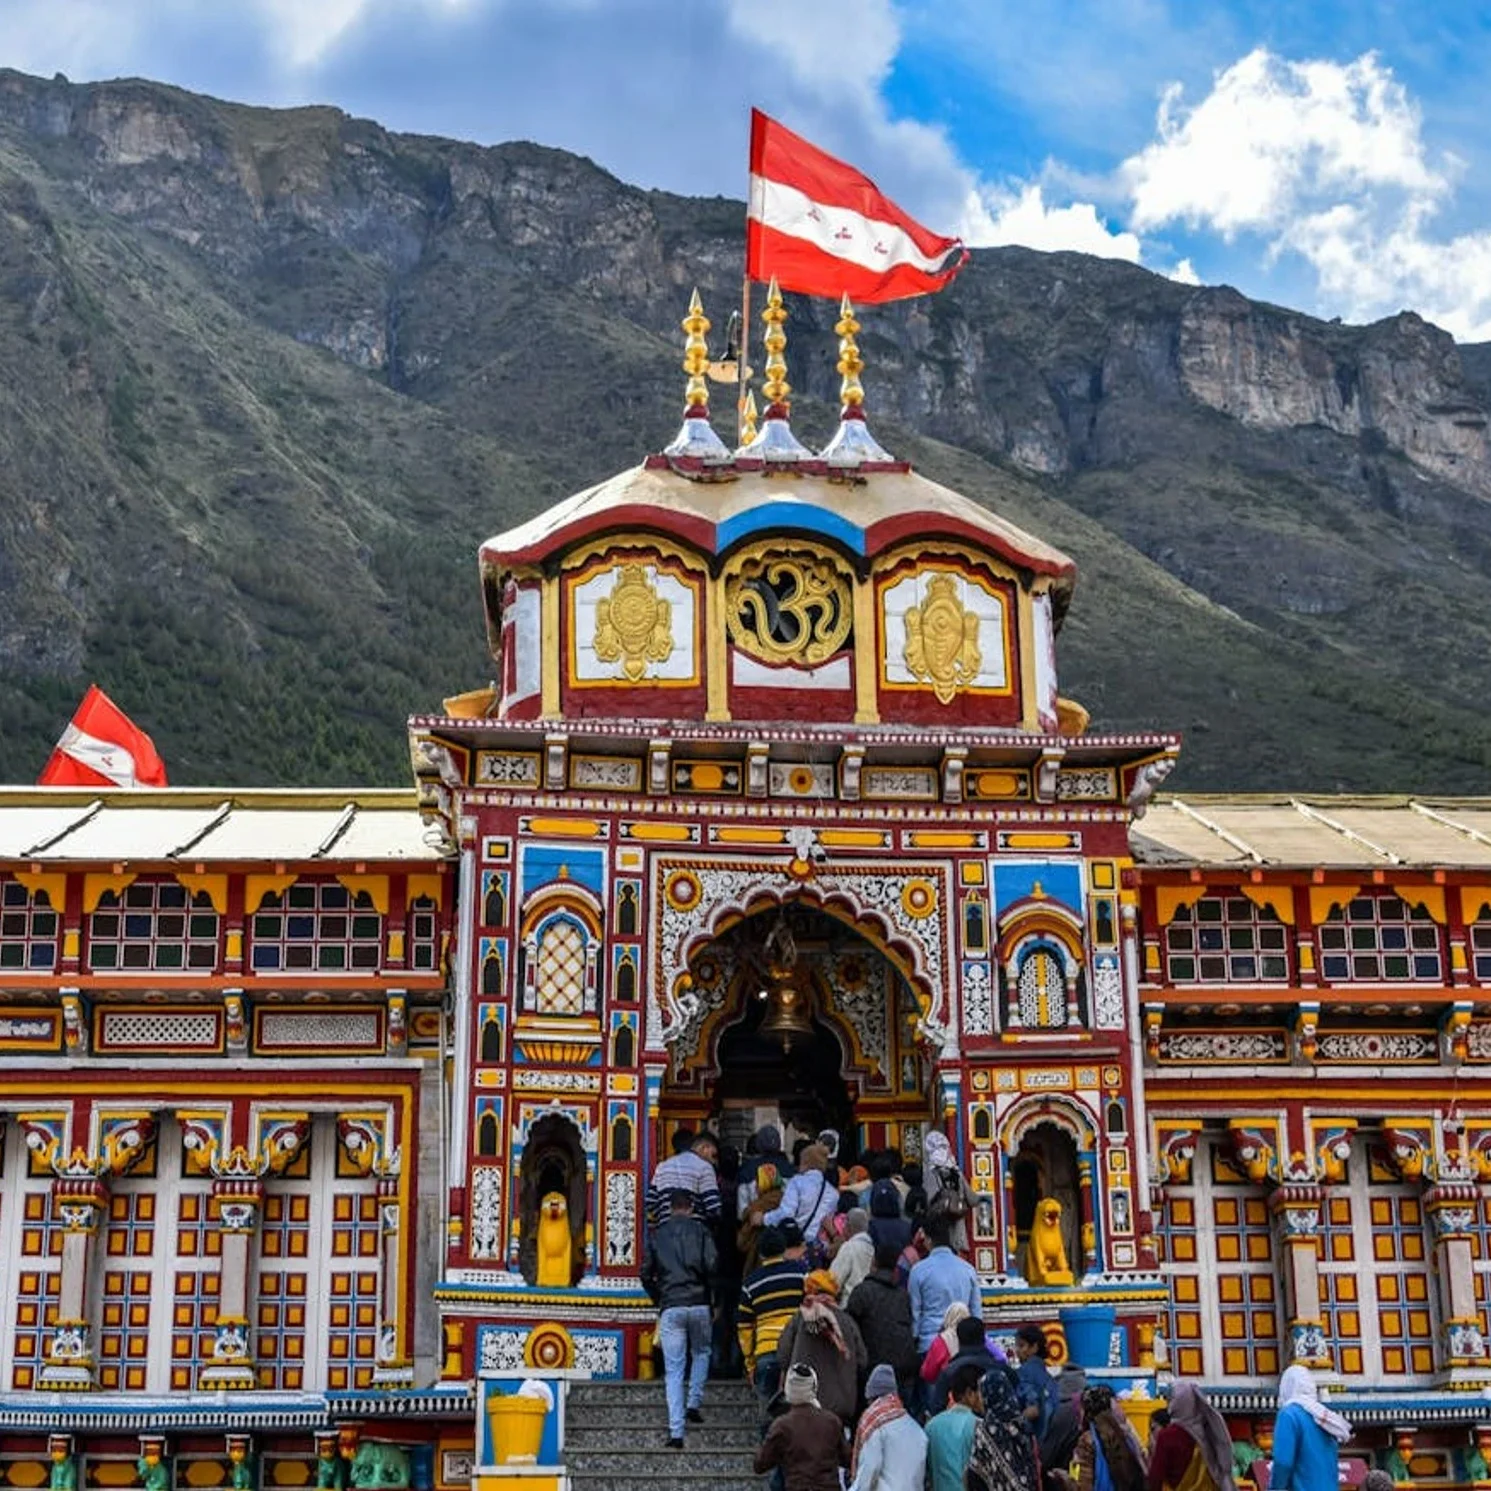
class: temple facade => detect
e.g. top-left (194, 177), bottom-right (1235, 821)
top-left (1, 287), bottom-right (1491, 1484)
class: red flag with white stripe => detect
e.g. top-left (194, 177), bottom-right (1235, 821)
top-left (37, 685), bottom-right (169, 788)
top-left (747, 108), bottom-right (968, 303)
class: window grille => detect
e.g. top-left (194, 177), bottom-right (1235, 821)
top-left (1165, 896), bottom-right (1289, 983)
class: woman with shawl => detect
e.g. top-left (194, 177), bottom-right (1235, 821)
top-left (1147, 1385), bottom-right (1236, 1491)
top-left (777, 1268), bottom-right (868, 1426)
top-left (1074, 1386), bottom-right (1147, 1491)
top-left (922, 1133), bottom-right (977, 1255)
top-left (919, 1302), bottom-right (971, 1389)
top-left (1270, 1366), bottom-right (1350, 1491)
top-left (967, 1364), bottom-right (1041, 1491)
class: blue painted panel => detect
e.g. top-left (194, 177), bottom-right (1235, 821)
top-left (717, 500), bottom-right (865, 556)
top-left (993, 860), bottom-right (1084, 917)
top-left (521, 847), bottom-right (604, 898)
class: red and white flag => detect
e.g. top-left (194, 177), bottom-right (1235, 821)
top-left (747, 108), bottom-right (968, 303)
top-left (37, 685), bottom-right (169, 788)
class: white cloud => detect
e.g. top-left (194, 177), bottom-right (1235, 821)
top-left (1168, 257), bottom-right (1200, 285)
top-left (1117, 47), bottom-right (1491, 337)
top-left (962, 184), bottom-right (1140, 262)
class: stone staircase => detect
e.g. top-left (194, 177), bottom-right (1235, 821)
top-left (565, 1377), bottom-right (766, 1491)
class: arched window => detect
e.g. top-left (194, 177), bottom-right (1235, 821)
top-left (1017, 948), bottom-right (1066, 1029)
top-left (481, 949), bottom-right (503, 996)
top-left (480, 1015), bottom-right (502, 1064)
top-left (615, 956), bottom-right (637, 1003)
top-left (477, 1110), bottom-right (499, 1158)
top-left (963, 898), bottom-right (987, 954)
top-left (611, 1116), bottom-right (633, 1163)
top-left (617, 884), bottom-right (639, 936)
top-left (535, 919), bottom-right (587, 1016)
top-left (612, 1023), bottom-right (635, 1068)
top-left (1106, 1100), bottom-right (1127, 1135)
top-left (972, 1107), bottom-right (994, 1143)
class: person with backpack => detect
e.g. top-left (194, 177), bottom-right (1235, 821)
top-left (765, 1142), bottom-right (839, 1259)
top-left (922, 1132), bottom-right (977, 1256)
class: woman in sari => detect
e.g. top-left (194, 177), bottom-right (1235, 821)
top-left (1074, 1386), bottom-right (1147, 1491)
top-left (919, 1302), bottom-right (971, 1391)
top-left (967, 1364), bottom-right (1041, 1491)
top-left (1147, 1385), bottom-right (1236, 1491)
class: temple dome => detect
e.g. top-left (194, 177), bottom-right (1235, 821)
top-left (478, 457), bottom-right (1077, 732)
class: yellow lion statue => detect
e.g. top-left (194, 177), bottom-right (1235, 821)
top-left (535, 1191), bottom-right (573, 1287)
top-left (1024, 1197), bottom-right (1074, 1286)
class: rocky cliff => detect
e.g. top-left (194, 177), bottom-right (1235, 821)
top-left (2, 67), bottom-right (1490, 790)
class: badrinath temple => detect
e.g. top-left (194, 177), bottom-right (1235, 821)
top-left (2, 288), bottom-right (1491, 1488)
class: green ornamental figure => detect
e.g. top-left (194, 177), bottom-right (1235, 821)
top-left (48, 1446), bottom-right (76, 1491)
top-left (136, 1453), bottom-right (169, 1491)
top-left (228, 1451), bottom-right (256, 1491)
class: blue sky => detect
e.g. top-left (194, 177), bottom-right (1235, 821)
top-left (7, 0), bottom-right (1491, 337)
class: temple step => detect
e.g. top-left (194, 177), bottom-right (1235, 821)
top-left (565, 1378), bottom-right (766, 1488)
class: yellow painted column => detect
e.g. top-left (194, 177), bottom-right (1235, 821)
top-left (705, 573), bottom-right (730, 722)
top-left (540, 574), bottom-right (561, 719)
top-left (1017, 586), bottom-right (1041, 730)
top-left (853, 577), bottom-right (880, 725)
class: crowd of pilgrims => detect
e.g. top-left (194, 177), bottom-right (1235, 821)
top-left (641, 1125), bottom-right (1356, 1491)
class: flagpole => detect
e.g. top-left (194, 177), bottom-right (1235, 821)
top-left (738, 271), bottom-right (752, 444)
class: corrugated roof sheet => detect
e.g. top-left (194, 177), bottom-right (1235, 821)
top-left (1134, 797), bottom-right (1491, 869)
top-left (0, 790), bottom-right (444, 864)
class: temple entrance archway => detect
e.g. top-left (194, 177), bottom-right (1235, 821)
top-left (659, 901), bottom-right (934, 1164)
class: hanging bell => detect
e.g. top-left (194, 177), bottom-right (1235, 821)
top-left (760, 976), bottom-right (814, 1051)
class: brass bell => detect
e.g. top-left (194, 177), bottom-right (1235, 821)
top-left (760, 976), bottom-right (814, 1051)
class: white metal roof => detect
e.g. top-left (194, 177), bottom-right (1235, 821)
top-left (1133, 797), bottom-right (1491, 869)
top-left (0, 790), bottom-right (444, 864)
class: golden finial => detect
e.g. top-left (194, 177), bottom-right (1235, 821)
top-left (682, 288), bottom-right (711, 416)
top-left (662, 288), bottom-right (729, 461)
top-left (761, 275), bottom-right (790, 409)
top-left (835, 293), bottom-right (865, 410)
top-left (740, 389), bottom-right (759, 445)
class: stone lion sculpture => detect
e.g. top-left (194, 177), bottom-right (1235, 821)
top-left (1024, 1196), bottom-right (1074, 1286)
top-left (535, 1191), bottom-right (573, 1286)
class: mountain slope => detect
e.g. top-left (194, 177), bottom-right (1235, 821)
top-left (1, 68), bottom-right (1489, 790)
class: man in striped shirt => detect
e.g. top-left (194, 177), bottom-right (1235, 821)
top-left (737, 1225), bottom-right (808, 1422)
top-left (645, 1129), bottom-right (721, 1226)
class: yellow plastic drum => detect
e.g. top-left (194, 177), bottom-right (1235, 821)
top-left (487, 1395), bottom-right (548, 1465)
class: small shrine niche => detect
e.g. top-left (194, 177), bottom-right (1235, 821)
top-left (517, 1113), bottom-right (586, 1287)
top-left (1012, 1120), bottom-right (1081, 1279)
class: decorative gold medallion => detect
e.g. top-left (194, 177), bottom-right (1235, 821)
top-left (903, 574), bottom-right (981, 704)
top-left (723, 547), bottom-right (853, 666)
top-left (593, 564), bottom-right (673, 680)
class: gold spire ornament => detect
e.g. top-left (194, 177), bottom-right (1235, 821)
top-left (740, 390), bottom-right (759, 445)
top-left (835, 293), bottom-right (865, 410)
top-left (760, 276), bottom-right (791, 411)
top-left (735, 276), bottom-right (810, 460)
top-left (819, 291), bottom-right (893, 465)
top-left (662, 287), bottom-right (730, 461)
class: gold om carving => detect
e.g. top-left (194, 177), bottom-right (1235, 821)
top-left (724, 549), bottom-right (853, 666)
top-left (903, 574), bottom-right (982, 703)
top-left (593, 564), bottom-right (674, 680)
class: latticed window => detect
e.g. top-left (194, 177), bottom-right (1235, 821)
top-left (1017, 949), bottom-right (1065, 1029)
top-left (535, 920), bottom-right (586, 1015)
top-left (0, 881), bottom-right (59, 970)
top-left (1166, 896), bottom-right (1289, 983)
top-left (408, 896), bottom-right (439, 972)
top-left (88, 880), bottom-right (219, 972)
top-left (251, 882), bottom-right (382, 972)
top-left (1472, 921), bottom-right (1491, 981)
top-left (1318, 896), bottom-right (1441, 982)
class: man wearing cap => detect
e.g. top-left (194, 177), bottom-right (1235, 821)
top-left (737, 1225), bottom-right (808, 1423)
top-left (641, 1187), bottom-right (719, 1448)
top-left (849, 1362), bottom-right (928, 1491)
top-left (754, 1363), bottom-right (849, 1491)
